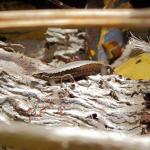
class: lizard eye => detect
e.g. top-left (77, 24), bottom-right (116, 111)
top-left (49, 42), bottom-right (56, 46)
top-left (79, 48), bottom-right (85, 54)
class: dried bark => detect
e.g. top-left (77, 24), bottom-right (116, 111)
top-left (0, 48), bottom-right (52, 76)
top-left (44, 28), bottom-right (86, 63)
top-left (0, 48), bottom-right (149, 136)
top-left (0, 44), bottom-right (150, 150)
top-left (112, 35), bottom-right (150, 67)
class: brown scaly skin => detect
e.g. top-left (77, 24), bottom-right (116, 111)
top-left (33, 61), bottom-right (106, 82)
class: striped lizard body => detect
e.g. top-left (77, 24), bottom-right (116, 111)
top-left (33, 61), bottom-right (105, 82)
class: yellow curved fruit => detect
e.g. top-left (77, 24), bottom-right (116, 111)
top-left (115, 53), bottom-right (150, 80)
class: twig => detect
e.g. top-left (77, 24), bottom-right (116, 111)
top-left (0, 9), bottom-right (149, 29)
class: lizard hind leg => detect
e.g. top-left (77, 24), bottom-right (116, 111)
top-left (48, 78), bottom-right (57, 86)
top-left (61, 74), bottom-right (75, 84)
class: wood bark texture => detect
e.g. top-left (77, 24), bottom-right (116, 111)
top-left (0, 47), bottom-right (149, 149)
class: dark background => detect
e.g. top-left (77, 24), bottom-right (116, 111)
top-left (129, 0), bottom-right (150, 8)
top-left (0, 0), bottom-right (150, 9)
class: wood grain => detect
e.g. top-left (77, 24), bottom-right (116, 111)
top-left (0, 9), bottom-right (150, 29)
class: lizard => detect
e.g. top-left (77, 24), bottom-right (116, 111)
top-left (33, 60), bottom-right (112, 83)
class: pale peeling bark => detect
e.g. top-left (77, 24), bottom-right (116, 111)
top-left (112, 35), bottom-right (150, 67)
top-left (0, 49), bottom-right (149, 132)
top-left (45, 28), bottom-right (86, 62)
top-left (0, 48), bottom-right (150, 149)
top-left (0, 48), bottom-right (53, 75)
top-left (0, 68), bottom-right (147, 134)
